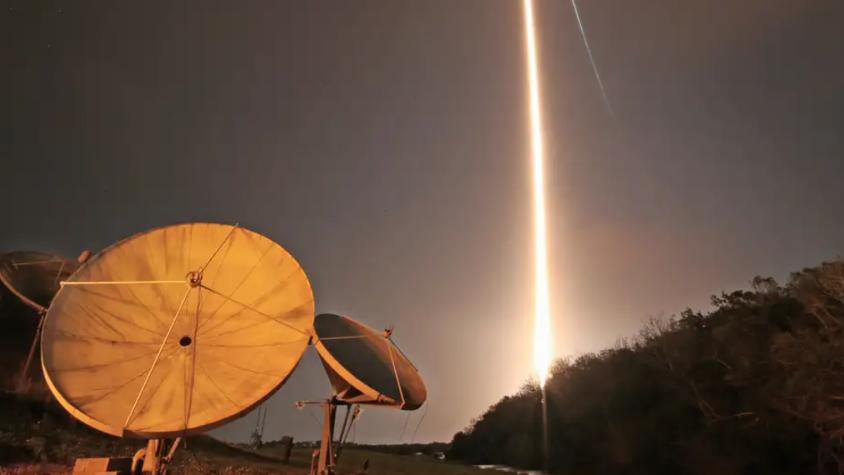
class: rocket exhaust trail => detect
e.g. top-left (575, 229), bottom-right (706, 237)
top-left (522, 0), bottom-right (552, 389)
top-left (570, 0), bottom-right (614, 117)
top-left (523, 3), bottom-right (553, 470)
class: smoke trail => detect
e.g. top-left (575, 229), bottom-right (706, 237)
top-left (570, 0), bottom-right (614, 117)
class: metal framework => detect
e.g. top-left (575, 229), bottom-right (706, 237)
top-left (298, 398), bottom-right (360, 475)
top-left (132, 438), bottom-right (182, 474)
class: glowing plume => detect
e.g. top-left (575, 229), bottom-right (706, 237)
top-left (523, 0), bottom-right (552, 388)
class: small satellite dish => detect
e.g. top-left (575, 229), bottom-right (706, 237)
top-left (305, 313), bottom-right (427, 475)
top-left (0, 251), bottom-right (79, 314)
top-left (41, 223), bottom-right (315, 440)
top-left (313, 313), bottom-right (427, 410)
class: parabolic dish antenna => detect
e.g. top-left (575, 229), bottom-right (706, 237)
top-left (41, 223), bottom-right (314, 438)
top-left (0, 251), bottom-right (80, 393)
top-left (313, 313), bottom-right (426, 410)
top-left (0, 251), bottom-right (79, 313)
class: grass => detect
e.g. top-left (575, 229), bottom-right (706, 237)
top-left (0, 393), bottom-right (503, 474)
top-left (333, 448), bottom-right (506, 475)
top-left (253, 445), bottom-right (504, 475)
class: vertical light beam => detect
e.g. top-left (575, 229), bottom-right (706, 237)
top-left (523, 0), bottom-right (552, 388)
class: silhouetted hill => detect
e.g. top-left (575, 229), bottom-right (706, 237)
top-left (450, 260), bottom-right (844, 475)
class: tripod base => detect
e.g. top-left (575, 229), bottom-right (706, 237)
top-left (70, 438), bottom-right (180, 475)
top-left (72, 457), bottom-right (132, 474)
top-left (301, 398), bottom-right (360, 475)
top-left (311, 400), bottom-right (339, 475)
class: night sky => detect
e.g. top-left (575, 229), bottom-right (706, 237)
top-left (3, 1), bottom-right (843, 443)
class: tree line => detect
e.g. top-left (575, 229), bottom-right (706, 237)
top-left (449, 260), bottom-right (844, 474)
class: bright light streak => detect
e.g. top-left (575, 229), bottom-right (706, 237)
top-left (570, 0), bottom-right (614, 116)
top-left (523, 0), bottom-right (552, 388)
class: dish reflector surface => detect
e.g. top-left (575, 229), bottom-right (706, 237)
top-left (0, 251), bottom-right (79, 313)
top-left (313, 313), bottom-right (426, 410)
top-left (41, 223), bottom-right (314, 438)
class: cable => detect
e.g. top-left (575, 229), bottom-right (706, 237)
top-left (397, 411), bottom-right (411, 443)
top-left (410, 402), bottom-right (429, 444)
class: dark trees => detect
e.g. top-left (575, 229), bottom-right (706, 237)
top-left (450, 260), bottom-right (844, 474)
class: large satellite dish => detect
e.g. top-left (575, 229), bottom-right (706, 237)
top-left (41, 223), bottom-right (314, 440)
top-left (313, 313), bottom-right (427, 410)
top-left (0, 251), bottom-right (79, 314)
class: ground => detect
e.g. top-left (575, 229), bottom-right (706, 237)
top-left (0, 393), bottom-right (502, 474)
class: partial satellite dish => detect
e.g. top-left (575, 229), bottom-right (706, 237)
top-left (313, 313), bottom-right (426, 410)
top-left (0, 251), bottom-right (80, 393)
top-left (41, 223), bottom-right (315, 439)
top-left (0, 251), bottom-right (79, 314)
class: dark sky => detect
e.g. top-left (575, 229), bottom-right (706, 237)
top-left (2, 0), bottom-right (843, 443)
